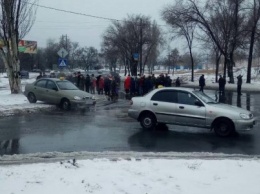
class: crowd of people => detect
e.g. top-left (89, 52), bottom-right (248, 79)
top-left (35, 71), bottom-right (183, 100)
top-left (59, 72), bottom-right (183, 100)
top-left (35, 70), bottom-right (244, 100)
top-left (66, 72), bottom-right (121, 100)
top-left (124, 73), bottom-right (181, 99)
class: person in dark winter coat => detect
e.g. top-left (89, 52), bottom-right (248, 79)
top-left (151, 74), bottom-right (156, 89)
top-left (199, 74), bottom-right (205, 92)
top-left (237, 74), bottom-right (243, 95)
top-left (104, 75), bottom-right (111, 96)
top-left (139, 75), bottom-right (145, 96)
top-left (85, 74), bottom-right (91, 93)
top-left (130, 77), bottom-right (136, 97)
top-left (135, 76), bottom-right (140, 95)
top-left (159, 74), bottom-right (165, 86)
top-left (79, 74), bottom-right (85, 91)
top-left (165, 74), bottom-right (172, 87)
top-left (147, 75), bottom-right (154, 92)
top-left (76, 72), bottom-right (81, 88)
top-left (218, 75), bottom-right (226, 94)
top-left (175, 77), bottom-right (181, 87)
top-left (110, 76), bottom-right (118, 101)
top-left (36, 72), bottom-right (43, 80)
top-left (143, 76), bottom-right (149, 95)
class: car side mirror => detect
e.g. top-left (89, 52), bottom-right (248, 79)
top-left (195, 100), bottom-right (203, 106)
top-left (52, 87), bottom-right (58, 91)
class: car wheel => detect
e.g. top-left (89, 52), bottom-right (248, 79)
top-left (61, 99), bottom-right (71, 111)
top-left (27, 92), bottom-right (37, 103)
top-left (213, 118), bottom-right (234, 137)
top-left (140, 113), bottom-right (156, 130)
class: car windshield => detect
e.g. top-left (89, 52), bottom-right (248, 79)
top-left (56, 81), bottom-right (78, 90)
top-left (193, 91), bottom-right (217, 104)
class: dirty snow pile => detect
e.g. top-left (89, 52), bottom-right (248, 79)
top-left (0, 73), bottom-right (53, 116)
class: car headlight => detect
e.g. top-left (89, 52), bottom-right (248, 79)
top-left (240, 113), bottom-right (251, 120)
top-left (91, 96), bottom-right (96, 100)
top-left (74, 96), bottom-right (82, 100)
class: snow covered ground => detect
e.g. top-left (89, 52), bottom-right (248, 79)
top-left (1, 156), bottom-right (260, 194)
top-left (1, 70), bottom-right (260, 194)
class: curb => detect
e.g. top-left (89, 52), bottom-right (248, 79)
top-left (1, 151), bottom-right (260, 165)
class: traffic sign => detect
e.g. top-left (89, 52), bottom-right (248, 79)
top-left (58, 58), bottom-right (67, 67)
top-left (133, 53), bottom-right (139, 61)
top-left (57, 48), bottom-right (68, 58)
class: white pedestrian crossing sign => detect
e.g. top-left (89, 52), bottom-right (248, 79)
top-left (58, 58), bottom-right (67, 67)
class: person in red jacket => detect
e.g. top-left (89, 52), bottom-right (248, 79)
top-left (99, 76), bottom-right (104, 95)
top-left (124, 74), bottom-right (131, 99)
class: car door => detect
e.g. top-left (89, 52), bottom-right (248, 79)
top-left (174, 91), bottom-right (206, 127)
top-left (33, 79), bottom-right (47, 101)
top-left (150, 90), bottom-right (177, 124)
top-left (44, 80), bottom-right (60, 104)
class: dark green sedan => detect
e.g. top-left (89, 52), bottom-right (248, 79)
top-left (24, 78), bottom-right (96, 110)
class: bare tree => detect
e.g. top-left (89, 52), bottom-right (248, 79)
top-left (75, 47), bottom-right (99, 71)
top-left (199, 37), bottom-right (223, 83)
top-left (44, 39), bottom-right (59, 70)
top-left (102, 15), bottom-right (163, 76)
top-left (162, 0), bottom-right (197, 81)
top-left (170, 0), bottom-right (246, 83)
top-left (244, 0), bottom-right (260, 83)
top-left (69, 42), bottom-right (80, 69)
top-left (142, 21), bottom-right (164, 74)
top-left (166, 48), bottom-right (180, 74)
top-left (0, 0), bottom-right (37, 93)
top-left (101, 45), bottom-right (120, 72)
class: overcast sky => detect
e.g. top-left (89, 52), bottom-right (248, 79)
top-left (25, 0), bottom-right (175, 51)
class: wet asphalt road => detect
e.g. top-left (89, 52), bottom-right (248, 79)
top-left (0, 90), bottom-right (260, 156)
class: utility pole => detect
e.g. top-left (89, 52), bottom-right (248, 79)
top-left (65, 34), bottom-right (68, 50)
top-left (62, 34), bottom-right (68, 50)
top-left (139, 18), bottom-right (143, 75)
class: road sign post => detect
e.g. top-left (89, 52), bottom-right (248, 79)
top-left (57, 48), bottom-right (68, 68)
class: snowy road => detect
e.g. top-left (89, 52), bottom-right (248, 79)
top-left (1, 91), bottom-right (260, 156)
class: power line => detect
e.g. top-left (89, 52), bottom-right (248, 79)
top-left (26, 2), bottom-right (167, 27)
top-left (25, 1), bottom-right (169, 27)
top-left (27, 1), bottom-right (122, 22)
top-left (35, 20), bottom-right (110, 24)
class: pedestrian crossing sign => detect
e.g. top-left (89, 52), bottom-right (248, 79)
top-left (58, 58), bottom-right (67, 67)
